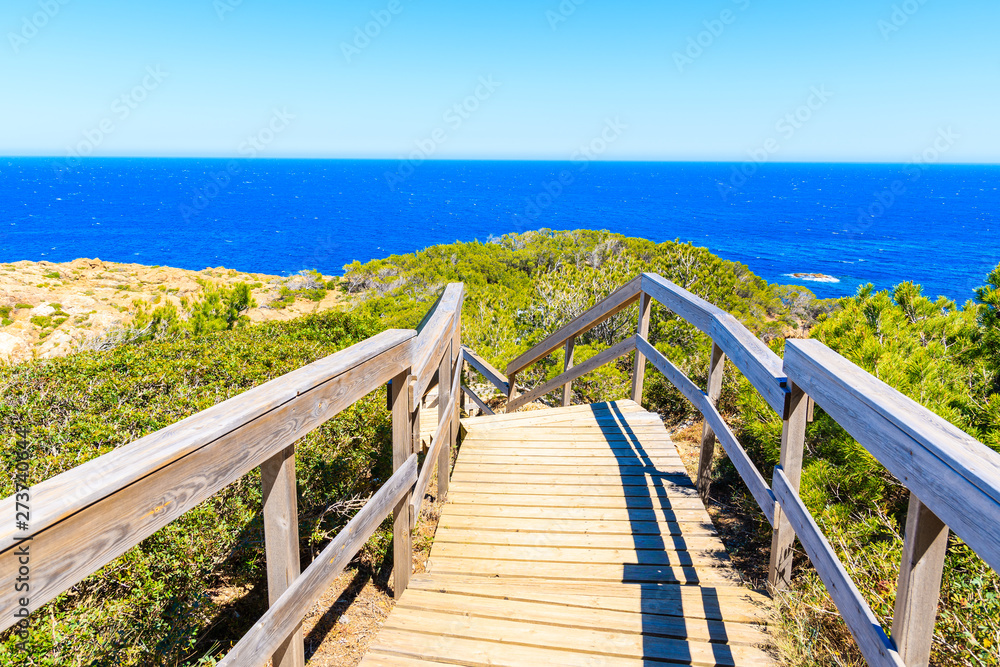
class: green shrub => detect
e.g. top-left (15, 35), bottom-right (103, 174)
top-left (0, 310), bottom-right (387, 665)
top-left (299, 287), bottom-right (327, 302)
top-left (344, 231), bottom-right (999, 666)
top-left (728, 274), bottom-right (1000, 666)
top-left (270, 286), bottom-right (296, 309)
top-left (44, 271), bottom-right (60, 279)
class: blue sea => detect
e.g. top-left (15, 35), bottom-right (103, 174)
top-left (1, 158), bottom-right (997, 301)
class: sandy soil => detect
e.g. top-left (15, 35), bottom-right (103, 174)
top-left (0, 258), bottom-right (344, 364)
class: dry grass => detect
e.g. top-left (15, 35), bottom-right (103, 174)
top-left (669, 419), bottom-right (773, 588)
top-left (299, 443), bottom-right (450, 666)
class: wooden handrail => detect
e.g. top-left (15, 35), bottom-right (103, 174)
top-left (636, 336), bottom-right (775, 525)
top-left (507, 337), bottom-right (637, 412)
top-left (0, 329), bottom-right (414, 557)
top-left (642, 273), bottom-right (788, 415)
top-left (0, 283), bottom-right (468, 667)
top-left (505, 275), bottom-right (642, 378)
top-left (219, 454), bottom-right (419, 666)
top-left (504, 272), bottom-right (788, 414)
top-left (461, 344), bottom-right (509, 395)
top-left (773, 468), bottom-right (905, 667)
top-left (0, 329), bottom-right (416, 631)
top-left (462, 385), bottom-right (495, 415)
top-left (710, 312), bottom-right (788, 416)
top-left (411, 284), bottom-right (464, 399)
top-left (498, 270), bottom-right (1000, 665)
top-left (410, 351), bottom-right (463, 528)
top-left (784, 340), bottom-right (1000, 573)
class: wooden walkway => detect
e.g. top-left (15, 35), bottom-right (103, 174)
top-left (361, 400), bottom-right (775, 666)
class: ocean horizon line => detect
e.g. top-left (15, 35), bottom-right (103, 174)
top-left (4, 156), bottom-right (1000, 167)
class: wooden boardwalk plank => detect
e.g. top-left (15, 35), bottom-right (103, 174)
top-left (450, 472), bottom-right (695, 486)
top-left (408, 574), bottom-right (773, 622)
top-left (448, 481), bottom-right (700, 497)
top-left (376, 611), bottom-right (774, 666)
top-left (396, 588), bottom-right (770, 645)
top-left (360, 401), bottom-right (775, 667)
top-left (446, 493), bottom-right (708, 511)
top-left (430, 542), bottom-right (734, 568)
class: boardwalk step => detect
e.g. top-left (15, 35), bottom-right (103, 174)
top-left (360, 401), bottom-right (775, 666)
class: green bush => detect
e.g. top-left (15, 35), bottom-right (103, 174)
top-left (0, 310), bottom-right (391, 665)
top-left (725, 274), bottom-right (1000, 666)
top-left (299, 287), bottom-right (327, 302)
top-left (344, 231), bottom-right (999, 666)
top-left (269, 286), bottom-right (296, 309)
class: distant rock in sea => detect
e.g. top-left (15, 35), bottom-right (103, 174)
top-left (784, 273), bottom-right (840, 283)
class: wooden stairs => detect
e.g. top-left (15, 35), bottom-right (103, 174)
top-left (360, 400), bottom-right (775, 666)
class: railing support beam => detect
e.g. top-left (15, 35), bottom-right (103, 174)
top-left (261, 445), bottom-right (304, 667)
top-left (451, 299), bottom-right (462, 467)
top-left (768, 381), bottom-right (809, 591)
top-left (696, 343), bottom-right (726, 502)
top-left (562, 336), bottom-right (576, 407)
top-left (391, 371), bottom-right (413, 598)
top-left (892, 494), bottom-right (948, 667)
top-left (437, 341), bottom-right (453, 501)
top-left (507, 371), bottom-right (518, 413)
top-left (631, 292), bottom-right (652, 404)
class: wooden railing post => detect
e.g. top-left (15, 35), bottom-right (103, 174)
top-left (768, 381), bottom-right (809, 591)
top-left (892, 493), bottom-right (948, 667)
top-left (437, 340), bottom-right (453, 501)
top-left (261, 445), bottom-right (304, 667)
top-left (459, 357), bottom-right (467, 414)
top-left (631, 292), bottom-right (652, 404)
top-left (452, 300), bottom-right (462, 456)
top-left (562, 336), bottom-right (576, 407)
top-left (696, 342), bottom-right (726, 502)
top-left (390, 371), bottom-right (413, 598)
top-left (408, 378), bottom-right (421, 455)
top-left (507, 371), bottom-right (518, 412)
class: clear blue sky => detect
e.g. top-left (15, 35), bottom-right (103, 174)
top-left (2, 0), bottom-right (997, 162)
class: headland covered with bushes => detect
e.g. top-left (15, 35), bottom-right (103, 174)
top-left (2, 229), bottom-right (998, 665)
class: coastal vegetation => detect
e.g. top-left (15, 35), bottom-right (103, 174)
top-left (1, 311), bottom-right (390, 664)
top-left (1, 229), bottom-right (997, 665)
top-left (344, 229), bottom-right (1000, 666)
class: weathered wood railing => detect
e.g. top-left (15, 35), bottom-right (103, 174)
top-left (0, 283), bottom-right (467, 667)
top-left (459, 345), bottom-right (510, 416)
top-left (504, 271), bottom-right (1000, 667)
